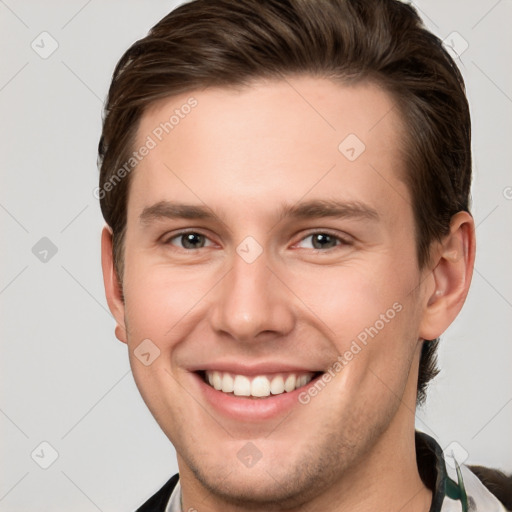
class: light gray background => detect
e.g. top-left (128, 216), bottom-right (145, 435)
top-left (1, 1), bottom-right (511, 510)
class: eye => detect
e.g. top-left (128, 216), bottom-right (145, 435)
top-left (165, 231), bottom-right (215, 250)
top-left (295, 232), bottom-right (350, 250)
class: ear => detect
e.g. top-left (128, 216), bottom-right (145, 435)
top-left (101, 225), bottom-right (127, 344)
top-left (419, 211), bottom-right (476, 340)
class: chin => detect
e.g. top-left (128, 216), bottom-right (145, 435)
top-left (181, 437), bottom-right (346, 510)
top-left (193, 467), bottom-right (312, 508)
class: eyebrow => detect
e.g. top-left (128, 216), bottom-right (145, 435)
top-left (139, 199), bottom-right (379, 225)
top-left (278, 199), bottom-right (379, 222)
top-left (140, 201), bottom-right (219, 226)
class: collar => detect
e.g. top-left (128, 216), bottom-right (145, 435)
top-left (416, 430), bottom-right (467, 512)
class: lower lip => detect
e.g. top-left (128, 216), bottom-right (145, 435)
top-left (193, 372), bottom-right (322, 421)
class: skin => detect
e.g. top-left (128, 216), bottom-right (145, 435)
top-left (101, 76), bottom-right (475, 511)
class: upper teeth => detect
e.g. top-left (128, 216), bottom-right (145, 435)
top-left (205, 371), bottom-right (314, 397)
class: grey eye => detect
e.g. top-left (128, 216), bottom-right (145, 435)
top-left (168, 232), bottom-right (211, 249)
top-left (310, 233), bottom-right (338, 249)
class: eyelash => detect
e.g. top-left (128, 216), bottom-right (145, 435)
top-left (162, 230), bottom-right (352, 251)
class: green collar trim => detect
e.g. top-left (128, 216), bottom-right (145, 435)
top-left (444, 458), bottom-right (469, 512)
top-left (416, 431), bottom-right (469, 512)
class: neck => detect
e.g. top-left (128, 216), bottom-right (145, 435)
top-left (315, 413), bottom-right (432, 512)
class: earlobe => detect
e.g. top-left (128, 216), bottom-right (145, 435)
top-left (419, 212), bottom-right (476, 340)
top-left (100, 225), bottom-right (128, 344)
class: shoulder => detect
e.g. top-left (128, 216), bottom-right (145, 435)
top-left (135, 473), bottom-right (179, 512)
top-left (415, 431), bottom-right (510, 511)
top-left (443, 458), bottom-right (511, 511)
top-left (467, 465), bottom-right (512, 511)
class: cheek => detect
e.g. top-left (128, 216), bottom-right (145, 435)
top-left (295, 266), bottom-right (419, 410)
top-left (287, 256), bottom-right (416, 344)
top-left (286, 252), bottom-right (422, 399)
top-left (123, 262), bottom-right (211, 345)
top-left (121, 263), bottom-right (204, 424)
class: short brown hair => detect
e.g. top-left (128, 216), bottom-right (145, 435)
top-left (98, 0), bottom-right (472, 404)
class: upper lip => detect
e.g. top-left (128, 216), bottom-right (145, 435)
top-left (188, 361), bottom-right (323, 376)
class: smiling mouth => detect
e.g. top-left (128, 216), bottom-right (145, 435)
top-left (198, 370), bottom-right (322, 398)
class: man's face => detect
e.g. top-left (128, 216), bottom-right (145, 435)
top-left (113, 77), bottom-right (432, 505)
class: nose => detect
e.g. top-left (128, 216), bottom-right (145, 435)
top-left (209, 248), bottom-right (295, 344)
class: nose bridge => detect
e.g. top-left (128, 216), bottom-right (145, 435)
top-left (209, 244), bottom-right (294, 341)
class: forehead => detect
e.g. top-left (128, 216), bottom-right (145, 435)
top-left (128, 76), bottom-right (409, 222)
